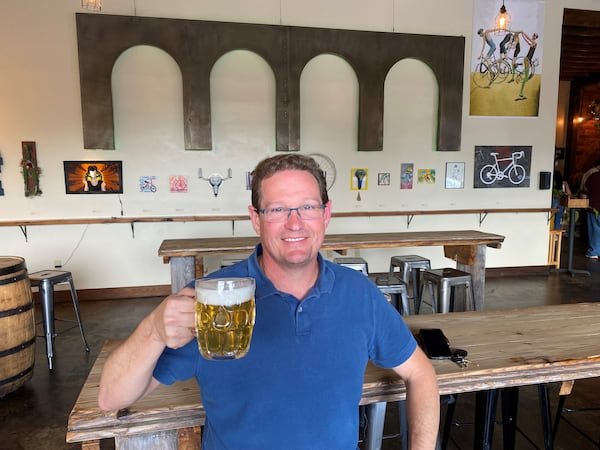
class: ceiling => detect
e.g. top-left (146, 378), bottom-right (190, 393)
top-left (560, 8), bottom-right (600, 81)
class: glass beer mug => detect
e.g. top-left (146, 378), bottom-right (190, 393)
top-left (195, 278), bottom-right (256, 360)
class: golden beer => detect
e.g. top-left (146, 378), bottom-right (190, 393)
top-left (195, 278), bottom-right (255, 360)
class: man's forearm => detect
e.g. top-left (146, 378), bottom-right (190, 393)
top-left (405, 375), bottom-right (440, 449)
top-left (97, 317), bottom-right (166, 411)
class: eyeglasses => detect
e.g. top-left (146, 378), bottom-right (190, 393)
top-left (257, 204), bottom-right (326, 223)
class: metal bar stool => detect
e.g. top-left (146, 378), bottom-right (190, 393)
top-left (367, 273), bottom-right (410, 316)
top-left (333, 257), bottom-right (369, 275)
top-left (28, 270), bottom-right (90, 371)
top-left (389, 255), bottom-right (431, 314)
top-left (418, 268), bottom-right (475, 314)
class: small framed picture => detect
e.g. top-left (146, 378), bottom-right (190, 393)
top-left (63, 161), bottom-right (123, 194)
top-left (445, 162), bottom-right (465, 189)
top-left (378, 172), bottom-right (390, 186)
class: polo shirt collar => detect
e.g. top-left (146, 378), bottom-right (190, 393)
top-left (249, 244), bottom-right (335, 301)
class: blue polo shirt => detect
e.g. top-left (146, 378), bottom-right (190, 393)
top-left (154, 245), bottom-right (417, 450)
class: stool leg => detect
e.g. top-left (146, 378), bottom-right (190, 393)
top-left (417, 279), bottom-right (435, 314)
top-left (363, 402), bottom-right (387, 450)
top-left (467, 281), bottom-right (476, 311)
top-left (67, 277), bottom-right (90, 352)
top-left (397, 400), bottom-right (409, 450)
top-left (400, 290), bottom-right (410, 316)
top-left (39, 280), bottom-right (55, 371)
top-left (388, 293), bottom-right (399, 311)
top-left (439, 282), bottom-right (451, 314)
top-left (411, 268), bottom-right (420, 313)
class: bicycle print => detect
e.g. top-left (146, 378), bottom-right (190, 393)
top-left (474, 146), bottom-right (531, 189)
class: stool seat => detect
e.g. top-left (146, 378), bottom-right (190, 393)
top-left (333, 257), bottom-right (369, 275)
top-left (368, 273), bottom-right (410, 315)
top-left (419, 268), bottom-right (475, 314)
top-left (389, 255), bottom-right (431, 313)
top-left (29, 270), bottom-right (89, 371)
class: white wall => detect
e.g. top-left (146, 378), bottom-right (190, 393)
top-left (1, 0), bottom-right (598, 290)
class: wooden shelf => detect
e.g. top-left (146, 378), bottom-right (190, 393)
top-left (0, 208), bottom-right (554, 228)
top-left (0, 208), bottom-right (556, 241)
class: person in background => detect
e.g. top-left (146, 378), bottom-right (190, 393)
top-left (579, 159), bottom-right (600, 194)
top-left (552, 170), bottom-right (571, 231)
top-left (97, 154), bottom-right (440, 449)
top-left (581, 166), bottom-right (600, 260)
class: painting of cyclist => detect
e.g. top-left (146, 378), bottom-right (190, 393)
top-left (499, 32), bottom-right (513, 60)
top-left (508, 31), bottom-right (521, 83)
top-left (477, 28), bottom-right (496, 61)
top-left (515, 31), bottom-right (539, 101)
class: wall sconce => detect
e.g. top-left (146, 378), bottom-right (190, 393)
top-left (495, 1), bottom-right (511, 31)
top-left (198, 168), bottom-right (232, 197)
top-left (81, 0), bottom-right (102, 11)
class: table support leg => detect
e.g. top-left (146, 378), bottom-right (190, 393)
top-left (501, 387), bottom-right (519, 450)
top-left (170, 256), bottom-right (197, 293)
top-left (538, 384), bottom-right (554, 450)
top-left (474, 390), bottom-right (498, 450)
top-left (457, 245), bottom-right (486, 311)
top-left (363, 402), bottom-right (387, 450)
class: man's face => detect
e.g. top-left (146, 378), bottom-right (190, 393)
top-left (249, 169), bottom-right (331, 270)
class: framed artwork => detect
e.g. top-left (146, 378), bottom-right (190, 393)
top-left (378, 173), bottom-right (390, 186)
top-left (474, 146), bottom-right (531, 188)
top-left (63, 161), bottom-right (123, 194)
top-left (470, 0), bottom-right (546, 117)
top-left (417, 168), bottom-right (436, 184)
top-left (139, 176), bottom-right (157, 192)
top-left (169, 175), bottom-right (188, 193)
top-left (400, 163), bottom-right (414, 189)
top-left (445, 162), bottom-right (465, 189)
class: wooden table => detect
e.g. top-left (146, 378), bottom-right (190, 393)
top-left (67, 303), bottom-right (600, 450)
top-left (363, 302), bottom-right (600, 450)
top-left (159, 230), bottom-right (504, 310)
top-left (67, 340), bottom-right (204, 450)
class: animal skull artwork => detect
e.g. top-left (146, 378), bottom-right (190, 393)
top-left (198, 168), bottom-right (232, 197)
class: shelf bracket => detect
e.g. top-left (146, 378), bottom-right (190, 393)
top-left (479, 212), bottom-right (488, 226)
top-left (130, 222), bottom-right (135, 239)
top-left (406, 215), bottom-right (414, 229)
top-left (19, 225), bottom-right (28, 242)
top-left (546, 211), bottom-right (553, 225)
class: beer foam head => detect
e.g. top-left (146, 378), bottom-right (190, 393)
top-left (195, 277), bottom-right (255, 306)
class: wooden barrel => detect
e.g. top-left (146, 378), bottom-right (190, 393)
top-left (0, 257), bottom-right (35, 397)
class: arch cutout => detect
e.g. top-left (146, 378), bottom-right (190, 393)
top-left (76, 13), bottom-right (464, 152)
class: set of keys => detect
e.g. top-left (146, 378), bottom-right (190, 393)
top-left (451, 348), bottom-right (472, 368)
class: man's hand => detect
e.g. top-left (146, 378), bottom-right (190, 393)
top-left (98, 286), bottom-right (197, 411)
top-left (150, 286), bottom-right (197, 349)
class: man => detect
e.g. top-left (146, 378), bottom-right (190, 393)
top-left (582, 167), bottom-right (600, 260)
top-left (477, 28), bottom-right (496, 60)
top-left (98, 154), bottom-right (439, 449)
top-left (515, 31), bottom-right (538, 101)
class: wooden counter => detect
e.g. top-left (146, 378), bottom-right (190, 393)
top-left (159, 230), bottom-right (505, 310)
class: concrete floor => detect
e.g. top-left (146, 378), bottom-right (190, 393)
top-left (1, 237), bottom-right (599, 449)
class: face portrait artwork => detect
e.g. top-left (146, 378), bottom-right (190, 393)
top-left (63, 161), bottom-right (123, 194)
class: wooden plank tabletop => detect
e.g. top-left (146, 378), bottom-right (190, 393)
top-left (68, 303), bottom-right (599, 444)
top-left (66, 341), bottom-right (204, 443)
top-left (361, 302), bottom-right (600, 404)
top-left (158, 230), bottom-right (505, 258)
